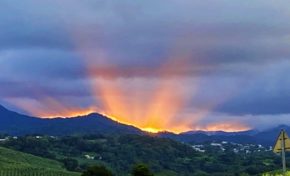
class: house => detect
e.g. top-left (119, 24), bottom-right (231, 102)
top-left (84, 154), bottom-right (95, 160)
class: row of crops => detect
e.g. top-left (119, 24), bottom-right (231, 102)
top-left (0, 168), bottom-right (81, 176)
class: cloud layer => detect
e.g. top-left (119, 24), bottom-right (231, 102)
top-left (1, 0), bottom-right (290, 132)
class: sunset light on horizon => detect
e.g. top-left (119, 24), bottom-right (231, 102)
top-left (1, 0), bottom-right (290, 133)
top-left (1, 1), bottom-right (290, 175)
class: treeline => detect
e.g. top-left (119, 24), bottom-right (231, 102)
top-left (82, 164), bottom-right (154, 176)
top-left (0, 134), bottom-right (284, 175)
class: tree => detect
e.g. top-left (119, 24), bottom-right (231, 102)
top-left (62, 158), bottom-right (79, 171)
top-left (132, 164), bottom-right (154, 176)
top-left (82, 165), bottom-right (113, 176)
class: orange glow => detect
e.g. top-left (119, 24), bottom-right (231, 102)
top-left (38, 108), bottom-right (96, 118)
top-left (66, 27), bottom-right (251, 133)
top-left (4, 96), bottom-right (97, 118)
top-left (196, 121), bottom-right (251, 132)
top-left (4, 27), bottom-right (251, 133)
top-left (70, 28), bottom-right (191, 133)
top-left (141, 127), bottom-right (161, 133)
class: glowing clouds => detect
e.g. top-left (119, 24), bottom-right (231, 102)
top-left (4, 96), bottom-right (97, 118)
top-left (69, 25), bottom-right (251, 133)
top-left (76, 51), bottom-right (201, 132)
top-left (199, 121), bottom-right (250, 132)
top-left (73, 41), bottom-right (195, 132)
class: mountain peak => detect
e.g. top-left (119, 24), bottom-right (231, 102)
top-left (0, 104), bottom-right (142, 135)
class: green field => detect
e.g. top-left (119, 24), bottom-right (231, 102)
top-left (263, 171), bottom-right (290, 176)
top-left (0, 147), bottom-right (80, 176)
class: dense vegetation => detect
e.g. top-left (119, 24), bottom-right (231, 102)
top-left (82, 165), bottom-right (113, 176)
top-left (0, 146), bottom-right (80, 176)
top-left (0, 134), bottom-right (285, 175)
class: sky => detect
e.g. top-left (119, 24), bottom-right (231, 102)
top-left (0, 0), bottom-right (290, 133)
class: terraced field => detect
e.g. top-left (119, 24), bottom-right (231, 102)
top-left (0, 147), bottom-right (81, 176)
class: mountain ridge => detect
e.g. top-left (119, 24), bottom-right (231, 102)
top-left (0, 104), bottom-right (142, 135)
top-left (0, 104), bottom-right (288, 146)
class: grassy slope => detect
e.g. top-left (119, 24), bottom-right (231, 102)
top-left (0, 146), bottom-right (80, 175)
top-left (263, 171), bottom-right (290, 176)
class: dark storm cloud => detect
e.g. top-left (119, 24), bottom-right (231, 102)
top-left (0, 0), bottom-right (76, 50)
top-left (0, 49), bottom-right (87, 79)
top-left (218, 95), bottom-right (290, 115)
top-left (0, 78), bottom-right (92, 99)
top-left (0, 0), bottom-right (290, 128)
top-left (215, 61), bottom-right (290, 115)
top-left (1, 0), bottom-right (290, 68)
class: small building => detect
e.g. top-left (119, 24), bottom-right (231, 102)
top-left (84, 155), bottom-right (95, 160)
top-left (0, 138), bottom-right (7, 142)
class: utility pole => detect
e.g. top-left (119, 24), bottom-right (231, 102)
top-left (274, 129), bottom-right (290, 175)
top-left (282, 129), bottom-right (287, 175)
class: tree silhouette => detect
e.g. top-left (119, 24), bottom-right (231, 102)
top-left (82, 165), bottom-right (113, 176)
top-left (132, 164), bottom-right (154, 176)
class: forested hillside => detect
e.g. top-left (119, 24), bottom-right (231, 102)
top-left (0, 134), bottom-right (283, 176)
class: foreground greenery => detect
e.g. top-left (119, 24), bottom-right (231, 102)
top-left (262, 170), bottom-right (290, 176)
top-left (0, 134), bottom-right (285, 175)
top-left (0, 146), bottom-right (80, 176)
